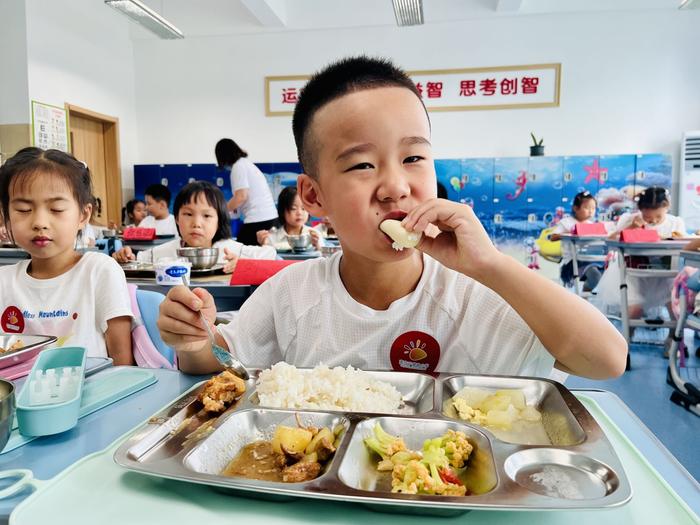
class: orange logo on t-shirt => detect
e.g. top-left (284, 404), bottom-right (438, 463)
top-left (1, 306), bottom-right (25, 333)
top-left (390, 331), bottom-right (440, 375)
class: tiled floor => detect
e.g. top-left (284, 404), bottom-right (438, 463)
top-left (565, 336), bottom-right (700, 483)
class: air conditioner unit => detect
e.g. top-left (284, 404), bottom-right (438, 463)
top-left (678, 131), bottom-right (700, 231)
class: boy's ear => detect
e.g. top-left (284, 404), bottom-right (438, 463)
top-left (297, 174), bottom-right (326, 217)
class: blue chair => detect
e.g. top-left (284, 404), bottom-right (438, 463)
top-left (134, 288), bottom-right (176, 367)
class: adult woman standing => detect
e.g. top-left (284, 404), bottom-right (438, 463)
top-left (215, 138), bottom-right (277, 246)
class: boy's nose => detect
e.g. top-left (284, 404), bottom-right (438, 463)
top-left (376, 166), bottom-right (410, 202)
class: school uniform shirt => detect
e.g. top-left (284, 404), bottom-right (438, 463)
top-left (135, 238), bottom-right (277, 264)
top-left (0, 252), bottom-right (133, 358)
top-left (138, 214), bottom-right (179, 236)
top-left (614, 211), bottom-right (686, 239)
top-left (267, 225), bottom-right (315, 251)
top-left (219, 252), bottom-right (554, 377)
top-left (229, 158), bottom-right (277, 224)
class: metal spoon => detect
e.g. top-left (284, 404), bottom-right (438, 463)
top-left (181, 274), bottom-right (249, 380)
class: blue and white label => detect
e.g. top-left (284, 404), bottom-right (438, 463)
top-left (165, 266), bottom-right (188, 277)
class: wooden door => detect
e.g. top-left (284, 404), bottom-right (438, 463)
top-left (66, 105), bottom-right (122, 228)
top-left (70, 115), bottom-right (108, 225)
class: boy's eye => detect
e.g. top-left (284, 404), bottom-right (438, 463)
top-left (346, 162), bottom-right (374, 172)
top-left (52, 209), bottom-right (66, 213)
top-left (403, 156), bottom-right (424, 164)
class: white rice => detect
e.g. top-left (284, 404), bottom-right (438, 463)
top-left (255, 362), bottom-right (404, 413)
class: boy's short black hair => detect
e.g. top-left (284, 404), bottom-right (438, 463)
top-left (173, 181), bottom-right (231, 244)
top-left (292, 56), bottom-right (426, 177)
top-left (636, 186), bottom-right (670, 210)
top-left (145, 184), bottom-right (171, 206)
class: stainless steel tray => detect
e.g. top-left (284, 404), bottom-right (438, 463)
top-left (0, 333), bottom-right (57, 370)
top-left (114, 371), bottom-right (631, 514)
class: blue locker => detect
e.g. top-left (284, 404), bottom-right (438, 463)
top-left (598, 155), bottom-right (636, 221)
top-left (189, 164), bottom-right (217, 185)
top-left (562, 156), bottom-right (600, 208)
top-left (493, 157), bottom-right (530, 261)
top-left (133, 165), bottom-right (161, 202)
top-left (527, 156), bottom-right (563, 234)
top-left (160, 165), bottom-right (190, 212)
top-left (434, 159), bottom-right (461, 203)
top-left (634, 154), bottom-right (672, 192)
top-left (460, 158), bottom-right (494, 236)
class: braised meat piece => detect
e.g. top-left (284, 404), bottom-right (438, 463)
top-left (281, 460), bottom-right (322, 483)
top-left (197, 370), bottom-right (246, 413)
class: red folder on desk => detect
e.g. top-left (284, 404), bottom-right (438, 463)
top-left (122, 227), bottom-right (156, 241)
top-left (573, 223), bottom-right (607, 236)
top-left (620, 228), bottom-right (660, 243)
top-left (229, 259), bottom-right (299, 285)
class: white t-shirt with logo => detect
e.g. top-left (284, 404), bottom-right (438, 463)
top-left (230, 158), bottom-right (277, 224)
top-left (219, 252), bottom-right (554, 377)
top-left (0, 252), bottom-right (133, 358)
top-left (138, 214), bottom-right (179, 236)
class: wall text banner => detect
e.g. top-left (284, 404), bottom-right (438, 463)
top-left (265, 64), bottom-right (560, 116)
top-left (31, 100), bottom-right (69, 152)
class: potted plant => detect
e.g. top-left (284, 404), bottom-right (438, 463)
top-left (530, 133), bottom-right (545, 156)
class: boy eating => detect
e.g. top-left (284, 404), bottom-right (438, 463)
top-left (157, 56), bottom-right (626, 378)
top-left (139, 183), bottom-right (178, 236)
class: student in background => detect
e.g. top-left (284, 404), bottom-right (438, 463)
top-left (256, 187), bottom-right (321, 250)
top-left (158, 56), bottom-right (625, 379)
top-left (599, 187), bottom-right (686, 349)
top-left (123, 198), bottom-right (147, 227)
top-left (0, 147), bottom-right (133, 364)
top-left (139, 184), bottom-right (178, 236)
top-left (215, 138), bottom-right (277, 246)
top-left (113, 181), bottom-right (276, 272)
top-left (550, 191), bottom-right (604, 290)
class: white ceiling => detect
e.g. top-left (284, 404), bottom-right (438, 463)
top-left (130, 0), bottom-right (686, 39)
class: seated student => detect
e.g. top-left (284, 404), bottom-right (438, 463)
top-left (139, 184), bottom-right (178, 236)
top-left (109, 198), bottom-right (147, 233)
top-left (256, 187), bottom-right (321, 250)
top-left (113, 181), bottom-right (276, 272)
top-left (157, 56), bottom-right (626, 378)
top-left (0, 147), bottom-right (133, 364)
top-left (549, 191), bottom-right (605, 290)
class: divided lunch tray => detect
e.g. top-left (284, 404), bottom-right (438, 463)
top-left (113, 371), bottom-right (632, 514)
top-left (0, 334), bottom-right (57, 371)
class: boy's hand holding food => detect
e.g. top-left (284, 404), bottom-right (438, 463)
top-left (157, 286), bottom-right (218, 354)
top-left (401, 199), bottom-right (502, 281)
top-left (112, 246), bottom-right (135, 263)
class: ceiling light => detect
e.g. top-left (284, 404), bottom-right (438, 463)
top-left (679, 0), bottom-right (700, 8)
top-left (392, 0), bottom-right (424, 26)
top-left (105, 0), bottom-right (184, 39)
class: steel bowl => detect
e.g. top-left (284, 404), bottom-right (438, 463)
top-left (320, 244), bottom-right (342, 257)
top-left (287, 233), bottom-right (311, 251)
top-left (0, 379), bottom-right (15, 452)
top-left (176, 247), bottom-right (220, 269)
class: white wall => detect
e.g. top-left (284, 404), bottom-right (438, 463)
top-left (0, 0), bottom-right (29, 124)
top-left (24, 0), bottom-right (140, 194)
top-left (133, 8), bottom-right (700, 181)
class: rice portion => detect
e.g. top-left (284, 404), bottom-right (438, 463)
top-left (255, 362), bottom-right (403, 413)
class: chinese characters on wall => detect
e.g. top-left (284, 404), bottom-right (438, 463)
top-left (266, 64), bottom-right (560, 116)
top-left (31, 101), bottom-right (69, 152)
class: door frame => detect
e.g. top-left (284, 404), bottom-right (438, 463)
top-left (65, 103), bottom-right (122, 227)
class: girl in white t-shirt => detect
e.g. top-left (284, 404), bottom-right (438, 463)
top-left (113, 181), bottom-right (276, 270)
top-left (0, 147), bottom-right (133, 363)
top-left (601, 187), bottom-right (687, 320)
top-left (550, 191), bottom-right (605, 290)
top-left (256, 187), bottom-right (321, 250)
